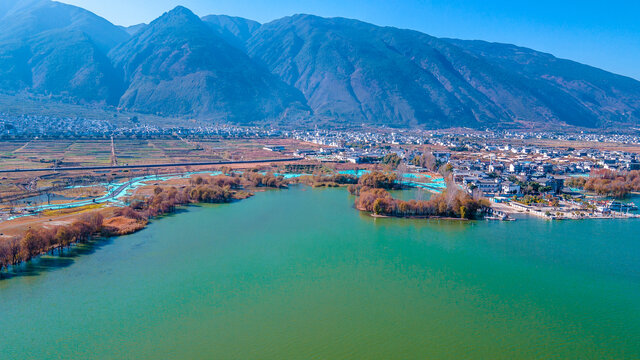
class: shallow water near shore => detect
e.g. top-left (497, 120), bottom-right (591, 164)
top-left (1, 186), bottom-right (640, 359)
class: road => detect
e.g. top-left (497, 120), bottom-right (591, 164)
top-left (0, 158), bottom-right (303, 173)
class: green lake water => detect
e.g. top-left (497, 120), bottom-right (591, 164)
top-left (1, 186), bottom-right (640, 359)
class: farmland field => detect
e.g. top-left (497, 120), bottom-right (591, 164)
top-left (0, 138), bottom-right (305, 205)
top-left (0, 139), bottom-right (239, 170)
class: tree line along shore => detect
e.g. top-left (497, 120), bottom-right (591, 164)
top-left (347, 172), bottom-right (489, 219)
top-left (0, 168), bottom-right (475, 277)
top-left (0, 171), bottom-right (288, 276)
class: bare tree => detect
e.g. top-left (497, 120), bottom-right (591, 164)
top-left (396, 162), bottom-right (408, 183)
top-left (439, 163), bottom-right (453, 178)
top-left (424, 152), bottom-right (438, 171)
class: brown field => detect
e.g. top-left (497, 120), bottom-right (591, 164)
top-left (0, 206), bottom-right (114, 238)
top-left (0, 137), bottom-right (316, 237)
top-left (0, 139), bottom-right (308, 252)
top-left (0, 138), bottom-right (307, 172)
top-left (103, 216), bottom-right (147, 235)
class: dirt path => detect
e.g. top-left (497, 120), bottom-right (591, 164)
top-left (13, 140), bottom-right (31, 153)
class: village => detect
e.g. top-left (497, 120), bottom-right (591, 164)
top-left (2, 123), bottom-right (640, 222)
top-left (287, 128), bottom-right (640, 220)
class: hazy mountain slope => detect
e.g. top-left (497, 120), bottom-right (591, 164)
top-left (0, 0), bottom-right (129, 52)
top-left (201, 15), bottom-right (260, 51)
top-left (0, 2), bottom-right (639, 128)
top-left (0, 30), bottom-right (124, 103)
top-left (109, 6), bottom-right (308, 122)
top-left (443, 39), bottom-right (640, 127)
top-left (0, 0), bottom-right (127, 103)
top-left (121, 23), bottom-right (147, 36)
top-left (246, 15), bottom-right (505, 127)
top-left (246, 14), bottom-right (640, 128)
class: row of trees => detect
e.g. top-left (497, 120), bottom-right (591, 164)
top-left (191, 171), bottom-right (287, 189)
top-left (411, 151), bottom-right (454, 177)
top-left (356, 186), bottom-right (489, 219)
top-left (131, 176), bottom-right (251, 218)
top-left (354, 171), bottom-right (399, 190)
top-left (411, 151), bottom-right (440, 172)
top-left (506, 176), bottom-right (553, 195)
top-left (0, 213), bottom-right (105, 275)
top-left (241, 171), bottom-right (288, 188)
top-left (517, 194), bottom-right (559, 207)
top-left (294, 173), bottom-right (359, 187)
top-left (565, 169), bottom-right (640, 198)
top-left (381, 154), bottom-right (401, 169)
top-left (190, 175), bottom-right (241, 189)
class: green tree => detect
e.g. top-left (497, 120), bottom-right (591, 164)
top-left (382, 154), bottom-right (401, 169)
top-left (373, 199), bottom-right (383, 215)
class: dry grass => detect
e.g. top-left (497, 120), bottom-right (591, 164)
top-left (41, 203), bottom-right (103, 217)
top-left (102, 216), bottom-right (147, 235)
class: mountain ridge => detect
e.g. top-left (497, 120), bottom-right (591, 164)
top-left (108, 6), bottom-right (308, 122)
top-left (0, 2), bottom-right (639, 129)
top-left (201, 15), bottom-right (260, 51)
top-left (241, 13), bottom-right (640, 128)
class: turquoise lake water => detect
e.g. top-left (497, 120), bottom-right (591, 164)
top-left (1, 186), bottom-right (639, 359)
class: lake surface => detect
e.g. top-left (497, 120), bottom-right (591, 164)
top-left (1, 186), bottom-right (640, 359)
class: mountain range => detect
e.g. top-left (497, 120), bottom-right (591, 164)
top-left (1, 0), bottom-right (639, 129)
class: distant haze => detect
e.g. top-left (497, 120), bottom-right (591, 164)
top-left (58, 0), bottom-right (640, 81)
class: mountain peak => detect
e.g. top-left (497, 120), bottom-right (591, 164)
top-left (156, 5), bottom-right (200, 24)
top-left (121, 4), bottom-right (208, 47)
top-left (108, 4), bottom-right (307, 122)
top-left (168, 5), bottom-right (193, 14)
top-left (290, 13), bottom-right (316, 20)
top-left (0, 0), bottom-right (128, 52)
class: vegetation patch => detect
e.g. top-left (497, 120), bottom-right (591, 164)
top-left (41, 203), bottom-right (104, 217)
top-left (349, 171), bottom-right (489, 219)
top-left (566, 169), bottom-right (640, 198)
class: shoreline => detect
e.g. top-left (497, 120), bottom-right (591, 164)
top-left (2, 183), bottom-right (639, 278)
top-left (370, 213), bottom-right (469, 221)
top-left (0, 173), bottom-right (274, 276)
top-left (2, 170), bottom-right (639, 277)
top-left (490, 200), bottom-right (640, 220)
top-left (362, 207), bottom-right (470, 221)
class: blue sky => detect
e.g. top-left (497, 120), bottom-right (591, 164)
top-left (60, 0), bottom-right (640, 80)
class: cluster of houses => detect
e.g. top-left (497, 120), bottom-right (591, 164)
top-left (0, 112), bottom-right (293, 140)
top-left (291, 137), bottom-right (640, 202)
top-left (0, 114), bottom-right (117, 139)
top-left (291, 129), bottom-right (428, 148)
top-left (294, 147), bottom-right (389, 163)
top-left (455, 171), bottom-right (564, 196)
